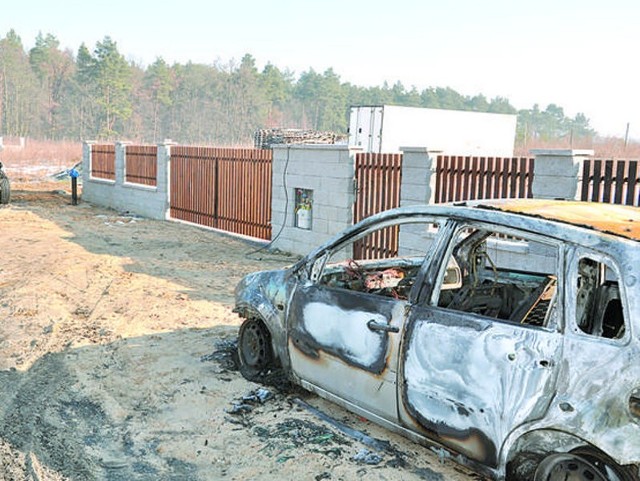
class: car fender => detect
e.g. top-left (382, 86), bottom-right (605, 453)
top-left (234, 269), bottom-right (293, 370)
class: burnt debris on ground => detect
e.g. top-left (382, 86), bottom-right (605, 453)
top-left (254, 417), bottom-right (351, 463)
top-left (202, 336), bottom-right (300, 394)
top-left (201, 337), bottom-right (239, 372)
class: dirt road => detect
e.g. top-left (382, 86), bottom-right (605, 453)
top-left (0, 182), bottom-right (479, 481)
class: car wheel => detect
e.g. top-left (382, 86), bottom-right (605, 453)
top-left (535, 450), bottom-right (637, 481)
top-left (571, 448), bottom-right (639, 481)
top-left (237, 318), bottom-right (274, 382)
top-left (0, 177), bottom-right (10, 204)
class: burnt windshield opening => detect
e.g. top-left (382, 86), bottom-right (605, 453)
top-left (314, 220), bottom-right (443, 301)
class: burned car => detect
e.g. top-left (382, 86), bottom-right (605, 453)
top-left (234, 199), bottom-right (640, 481)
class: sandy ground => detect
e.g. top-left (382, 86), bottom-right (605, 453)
top-left (0, 177), bottom-right (482, 480)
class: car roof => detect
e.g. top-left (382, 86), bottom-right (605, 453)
top-left (471, 199), bottom-right (640, 242)
top-left (298, 199), bottom-right (639, 267)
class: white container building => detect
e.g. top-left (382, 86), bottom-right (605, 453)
top-left (348, 105), bottom-right (517, 156)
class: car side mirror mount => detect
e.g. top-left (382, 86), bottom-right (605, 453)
top-left (441, 259), bottom-right (462, 291)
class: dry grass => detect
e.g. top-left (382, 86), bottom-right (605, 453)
top-left (515, 137), bottom-right (640, 159)
top-left (590, 137), bottom-right (640, 159)
top-left (1, 139), bottom-right (82, 166)
top-left (1, 139), bottom-right (82, 181)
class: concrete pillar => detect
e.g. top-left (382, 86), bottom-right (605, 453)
top-left (82, 141), bottom-right (95, 184)
top-left (531, 149), bottom-right (594, 200)
top-left (158, 140), bottom-right (176, 220)
top-left (399, 147), bottom-right (442, 207)
top-left (115, 141), bottom-right (130, 186)
top-left (397, 148), bottom-right (441, 256)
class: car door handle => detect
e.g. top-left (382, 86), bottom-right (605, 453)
top-left (367, 319), bottom-right (399, 333)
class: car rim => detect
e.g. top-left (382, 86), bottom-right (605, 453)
top-left (241, 321), bottom-right (268, 369)
top-left (536, 454), bottom-right (609, 481)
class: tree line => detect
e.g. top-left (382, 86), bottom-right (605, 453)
top-left (0, 30), bottom-right (595, 146)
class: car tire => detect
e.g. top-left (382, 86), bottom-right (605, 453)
top-left (237, 318), bottom-right (274, 382)
top-left (534, 448), bottom-right (638, 481)
top-left (0, 177), bottom-right (10, 204)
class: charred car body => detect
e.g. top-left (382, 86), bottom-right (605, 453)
top-left (234, 200), bottom-right (640, 481)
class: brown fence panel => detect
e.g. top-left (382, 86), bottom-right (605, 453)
top-left (581, 159), bottom-right (640, 206)
top-left (217, 148), bottom-right (272, 240)
top-left (90, 144), bottom-right (115, 180)
top-left (353, 152), bottom-right (403, 260)
top-left (169, 146), bottom-right (272, 240)
top-left (170, 146), bottom-right (218, 228)
top-left (126, 145), bottom-right (158, 186)
top-left (435, 155), bottom-right (534, 203)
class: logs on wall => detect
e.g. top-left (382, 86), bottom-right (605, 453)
top-left (254, 128), bottom-right (344, 149)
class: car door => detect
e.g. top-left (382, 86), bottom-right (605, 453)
top-left (287, 218), bottom-right (444, 422)
top-left (288, 284), bottom-right (406, 421)
top-left (398, 222), bottom-right (563, 468)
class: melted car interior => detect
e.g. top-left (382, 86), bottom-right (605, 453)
top-left (320, 258), bottom-right (422, 300)
top-left (315, 221), bottom-right (627, 336)
top-left (316, 222), bottom-right (560, 328)
top-left (435, 227), bottom-right (559, 326)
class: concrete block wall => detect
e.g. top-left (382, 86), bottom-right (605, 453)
top-left (268, 146), bottom-right (594, 257)
top-left (82, 141), bottom-right (172, 220)
top-left (398, 147), bottom-right (441, 256)
top-left (270, 144), bottom-right (356, 256)
top-left (531, 149), bottom-right (593, 200)
top-left (80, 141), bottom-right (595, 257)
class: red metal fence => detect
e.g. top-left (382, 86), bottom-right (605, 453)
top-left (435, 156), bottom-right (534, 203)
top-left (581, 159), bottom-right (640, 206)
top-left (90, 144), bottom-right (116, 180)
top-left (125, 145), bottom-right (157, 186)
top-left (353, 152), bottom-right (403, 259)
top-left (169, 147), bottom-right (272, 240)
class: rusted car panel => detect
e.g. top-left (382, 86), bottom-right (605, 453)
top-left (234, 200), bottom-right (640, 481)
top-left (478, 198), bottom-right (640, 241)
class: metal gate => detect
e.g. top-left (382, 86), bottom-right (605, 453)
top-left (353, 152), bottom-right (403, 259)
top-left (169, 147), bottom-right (272, 240)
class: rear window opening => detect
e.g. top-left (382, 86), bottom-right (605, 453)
top-left (576, 257), bottom-right (626, 340)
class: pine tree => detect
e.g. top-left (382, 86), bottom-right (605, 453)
top-left (29, 32), bottom-right (74, 139)
top-left (0, 30), bottom-right (39, 136)
top-left (92, 36), bottom-right (132, 139)
top-left (143, 57), bottom-right (174, 142)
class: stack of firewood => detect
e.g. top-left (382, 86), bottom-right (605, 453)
top-left (254, 129), bottom-right (344, 149)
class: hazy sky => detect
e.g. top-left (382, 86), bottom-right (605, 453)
top-left (3, 0), bottom-right (639, 139)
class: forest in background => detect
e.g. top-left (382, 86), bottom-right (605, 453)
top-left (0, 30), bottom-right (597, 147)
